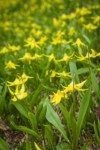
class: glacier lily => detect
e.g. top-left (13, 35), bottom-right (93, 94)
top-left (8, 84), bottom-right (28, 102)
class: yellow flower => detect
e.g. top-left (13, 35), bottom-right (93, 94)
top-left (50, 70), bottom-right (71, 78)
top-left (38, 36), bottom-right (47, 46)
top-left (76, 54), bottom-right (88, 61)
top-left (56, 30), bottom-right (65, 38)
top-left (19, 53), bottom-right (33, 61)
top-left (76, 7), bottom-right (91, 16)
top-left (7, 78), bottom-right (23, 86)
top-left (51, 80), bottom-right (86, 104)
top-left (63, 81), bottom-right (74, 93)
top-left (8, 84), bottom-right (28, 102)
top-left (18, 73), bottom-right (33, 83)
top-left (68, 27), bottom-right (77, 36)
top-left (60, 14), bottom-right (68, 20)
top-left (8, 44), bottom-right (20, 52)
top-left (83, 23), bottom-right (97, 30)
top-left (51, 90), bottom-right (65, 104)
top-left (32, 54), bottom-right (44, 60)
top-left (68, 13), bottom-right (76, 19)
top-left (0, 47), bottom-right (9, 54)
top-left (90, 49), bottom-right (100, 58)
top-left (51, 38), bottom-right (61, 45)
top-left (56, 71), bottom-right (71, 78)
top-left (63, 80), bottom-right (87, 93)
top-left (45, 54), bottom-right (56, 62)
top-left (97, 68), bottom-right (100, 71)
top-left (7, 73), bottom-right (33, 86)
top-left (76, 49), bottom-right (100, 61)
top-left (78, 17), bottom-right (85, 23)
top-left (53, 18), bottom-right (59, 27)
top-left (31, 29), bottom-right (42, 37)
top-left (90, 4), bottom-right (100, 10)
top-left (75, 80), bottom-right (87, 91)
top-left (3, 21), bottom-right (11, 31)
top-left (5, 61), bottom-right (19, 69)
top-left (57, 53), bottom-right (74, 62)
top-left (34, 142), bottom-right (41, 150)
top-left (73, 38), bottom-right (85, 47)
top-left (50, 70), bottom-right (56, 78)
top-left (92, 16), bottom-right (100, 25)
top-left (45, 28), bottom-right (51, 34)
top-left (24, 37), bottom-right (40, 49)
top-left (51, 30), bottom-right (68, 45)
top-left (61, 21), bottom-right (66, 28)
top-left (51, 38), bottom-right (71, 45)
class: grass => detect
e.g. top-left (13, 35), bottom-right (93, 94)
top-left (0, 0), bottom-right (100, 149)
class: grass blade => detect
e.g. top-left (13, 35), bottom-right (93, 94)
top-left (74, 88), bottom-right (91, 149)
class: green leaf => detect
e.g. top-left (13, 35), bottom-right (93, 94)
top-left (98, 120), bottom-right (100, 135)
top-left (36, 103), bottom-right (43, 120)
top-left (80, 145), bottom-right (89, 150)
top-left (13, 101), bottom-right (28, 119)
top-left (28, 112), bottom-right (37, 131)
top-left (11, 121), bottom-right (40, 139)
top-left (39, 105), bottom-right (47, 124)
top-left (0, 137), bottom-right (9, 150)
top-left (56, 143), bottom-right (70, 150)
top-left (0, 83), bottom-right (7, 104)
top-left (69, 104), bottom-right (76, 139)
top-left (31, 84), bottom-right (43, 106)
top-left (44, 124), bottom-right (55, 149)
top-left (90, 71), bottom-right (100, 98)
top-left (82, 34), bottom-right (91, 44)
top-left (69, 61), bottom-right (79, 82)
top-left (46, 100), bottom-right (69, 142)
top-left (94, 121), bottom-right (100, 146)
top-left (18, 126), bottom-right (39, 138)
top-left (0, 83), bottom-right (7, 114)
top-left (77, 68), bottom-right (89, 75)
top-left (59, 104), bottom-right (70, 134)
top-left (74, 88), bottom-right (91, 149)
top-left (25, 141), bottom-right (32, 150)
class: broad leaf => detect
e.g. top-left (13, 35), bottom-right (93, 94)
top-left (0, 137), bottom-right (9, 150)
top-left (13, 101), bottom-right (28, 119)
top-left (46, 100), bottom-right (69, 142)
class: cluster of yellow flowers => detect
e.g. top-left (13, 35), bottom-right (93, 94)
top-left (18, 52), bottom-right (74, 63)
top-left (0, 45), bottom-right (20, 54)
top-left (7, 73), bottom-right (33, 101)
top-left (76, 49), bottom-right (100, 61)
top-left (5, 61), bottom-right (19, 70)
top-left (51, 80), bottom-right (87, 104)
top-left (50, 70), bottom-right (71, 78)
